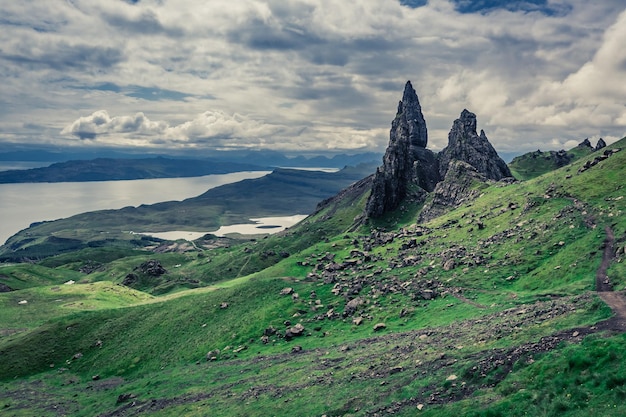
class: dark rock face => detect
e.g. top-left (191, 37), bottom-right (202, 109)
top-left (419, 160), bottom-right (488, 222)
top-left (596, 138), bottom-right (607, 151)
top-left (552, 149), bottom-right (573, 168)
top-left (366, 83), bottom-right (512, 220)
top-left (365, 81), bottom-right (430, 218)
top-left (438, 110), bottom-right (512, 181)
top-left (399, 81), bottom-right (428, 150)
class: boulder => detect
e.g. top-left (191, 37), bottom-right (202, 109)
top-left (280, 287), bottom-right (294, 295)
top-left (373, 322), bottom-right (387, 332)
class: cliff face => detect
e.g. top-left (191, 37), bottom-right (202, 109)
top-left (365, 82), bottom-right (512, 220)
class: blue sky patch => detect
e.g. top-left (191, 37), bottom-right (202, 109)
top-left (400, 0), bottom-right (570, 16)
top-left (76, 83), bottom-right (194, 101)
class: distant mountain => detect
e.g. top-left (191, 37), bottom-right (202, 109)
top-left (0, 149), bottom-right (381, 183)
top-left (204, 150), bottom-right (382, 168)
top-left (0, 157), bottom-right (269, 183)
top-left (0, 147), bottom-right (381, 168)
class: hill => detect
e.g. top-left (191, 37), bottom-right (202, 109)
top-left (508, 138), bottom-right (605, 181)
top-left (0, 83), bottom-right (625, 416)
top-left (0, 157), bottom-right (268, 183)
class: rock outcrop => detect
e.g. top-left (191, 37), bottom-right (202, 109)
top-left (596, 138), bottom-right (607, 151)
top-left (419, 160), bottom-right (489, 222)
top-left (365, 81), bottom-right (512, 220)
top-left (365, 81), bottom-right (432, 218)
top-left (437, 110), bottom-right (512, 181)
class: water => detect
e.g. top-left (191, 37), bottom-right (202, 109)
top-left (0, 171), bottom-right (270, 245)
top-left (139, 215), bottom-right (309, 241)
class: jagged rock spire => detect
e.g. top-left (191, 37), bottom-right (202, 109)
top-left (365, 83), bottom-right (512, 221)
top-left (438, 109), bottom-right (512, 181)
top-left (398, 81), bottom-right (428, 150)
top-left (365, 81), bottom-right (429, 218)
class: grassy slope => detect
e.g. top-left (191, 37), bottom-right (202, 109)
top-left (508, 143), bottom-right (595, 180)
top-left (0, 140), bottom-right (625, 416)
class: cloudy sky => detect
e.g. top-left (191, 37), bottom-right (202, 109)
top-left (1, 0), bottom-right (625, 156)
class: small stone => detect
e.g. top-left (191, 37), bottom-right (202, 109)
top-left (417, 404), bottom-right (424, 411)
top-left (446, 374), bottom-right (458, 381)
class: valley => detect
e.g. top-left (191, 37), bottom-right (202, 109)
top-left (0, 83), bottom-right (625, 416)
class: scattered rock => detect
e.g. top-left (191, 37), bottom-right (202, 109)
top-left (442, 259), bottom-right (456, 271)
top-left (389, 366), bottom-right (403, 375)
top-left (219, 302), bottom-right (229, 309)
top-left (136, 260), bottom-right (167, 276)
top-left (285, 323), bottom-right (305, 340)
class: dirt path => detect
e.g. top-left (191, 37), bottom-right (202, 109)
top-left (596, 226), bottom-right (615, 291)
top-left (595, 226), bottom-right (626, 331)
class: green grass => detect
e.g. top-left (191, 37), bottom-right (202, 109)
top-left (0, 139), bottom-right (625, 416)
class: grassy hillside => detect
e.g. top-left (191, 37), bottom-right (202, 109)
top-left (508, 142), bottom-right (597, 181)
top-left (0, 139), bottom-right (625, 416)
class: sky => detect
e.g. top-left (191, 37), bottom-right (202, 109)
top-left (1, 0), bottom-right (626, 157)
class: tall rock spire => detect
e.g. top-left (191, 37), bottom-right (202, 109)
top-left (365, 81), bottom-right (430, 218)
top-left (398, 80), bottom-right (428, 150)
top-left (365, 82), bottom-right (513, 221)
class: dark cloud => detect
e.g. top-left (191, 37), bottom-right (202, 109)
top-left (102, 9), bottom-right (184, 36)
top-left (0, 42), bottom-right (124, 71)
top-left (228, 18), bottom-right (325, 50)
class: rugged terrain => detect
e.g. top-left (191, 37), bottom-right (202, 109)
top-left (1, 82), bottom-right (625, 416)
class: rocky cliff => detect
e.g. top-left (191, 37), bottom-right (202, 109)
top-left (365, 81), bottom-right (433, 218)
top-left (365, 81), bottom-right (512, 220)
